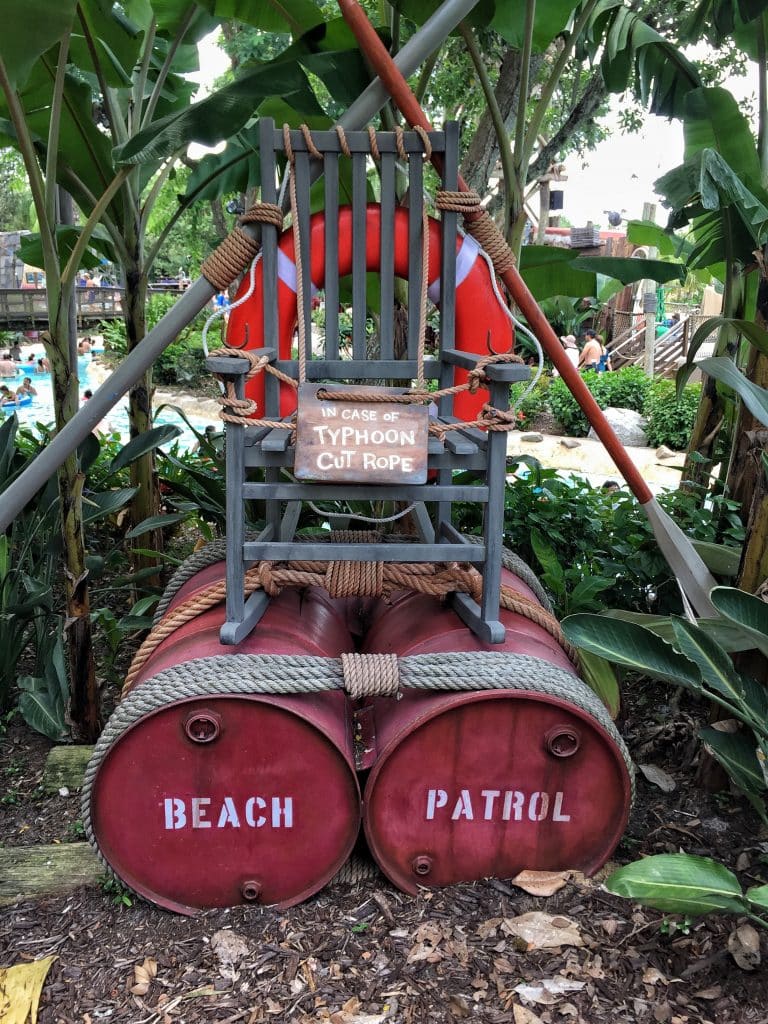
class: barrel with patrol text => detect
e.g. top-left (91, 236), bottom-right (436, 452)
top-left (359, 571), bottom-right (632, 893)
top-left (88, 564), bottom-right (361, 913)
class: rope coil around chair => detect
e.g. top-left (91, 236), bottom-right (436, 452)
top-left (127, 558), bottom-right (577, 696)
top-left (201, 203), bottom-right (284, 292)
top-left (341, 652), bottom-right (400, 698)
top-left (325, 559), bottom-right (384, 598)
top-left (83, 650), bottom-right (635, 901)
top-left (436, 189), bottom-right (517, 275)
top-left (209, 346), bottom-right (298, 429)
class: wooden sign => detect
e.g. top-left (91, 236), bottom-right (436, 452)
top-left (294, 383), bottom-right (429, 484)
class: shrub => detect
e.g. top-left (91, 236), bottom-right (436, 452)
top-left (547, 365), bottom-right (652, 437)
top-left (643, 378), bottom-right (701, 450)
top-left (510, 375), bottom-right (551, 428)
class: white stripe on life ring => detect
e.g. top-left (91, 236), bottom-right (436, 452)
top-left (427, 233), bottom-right (480, 304)
top-left (277, 249), bottom-right (319, 298)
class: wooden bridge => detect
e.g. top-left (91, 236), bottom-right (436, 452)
top-left (0, 285), bottom-right (183, 330)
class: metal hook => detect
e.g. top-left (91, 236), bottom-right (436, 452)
top-left (485, 329), bottom-right (513, 356)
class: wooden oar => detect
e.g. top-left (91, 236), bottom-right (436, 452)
top-left (338, 0), bottom-right (717, 617)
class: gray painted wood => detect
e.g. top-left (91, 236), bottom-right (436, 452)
top-left (352, 152), bottom-right (367, 360)
top-left (220, 123), bottom-right (523, 647)
top-left (260, 119), bottom-right (280, 417)
top-left (324, 152), bottom-right (340, 358)
top-left (242, 482), bottom-right (489, 502)
top-left (243, 542), bottom-right (485, 562)
top-left (295, 148), bottom-right (314, 376)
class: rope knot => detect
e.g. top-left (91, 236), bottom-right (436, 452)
top-left (341, 652), bottom-right (400, 699)
top-left (257, 561), bottom-right (281, 597)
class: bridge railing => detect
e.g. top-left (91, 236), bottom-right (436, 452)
top-left (0, 287), bottom-right (124, 328)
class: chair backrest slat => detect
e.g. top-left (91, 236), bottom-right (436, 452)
top-left (294, 145), bottom-right (314, 371)
top-left (439, 120), bottom-right (460, 416)
top-left (406, 150), bottom-right (424, 362)
top-left (378, 150), bottom-right (396, 360)
top-left (323, 152), bottom-right (340, 359)
top-left (260, 118), bottom-right (280, 416)
top-left (351, 150), bottom-right (368, 360)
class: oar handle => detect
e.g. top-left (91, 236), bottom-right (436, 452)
top-left (338, 0), bottom-right (654, 504)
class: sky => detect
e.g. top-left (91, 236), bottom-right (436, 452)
top-left (194, 32), bottom-right (758, 231)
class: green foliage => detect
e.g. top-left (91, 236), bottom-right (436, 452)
top-left (510, 376), bottom-right (550, 429)
top-left (0, 414), bottom-right (183, 736)
top-left (455, 463), bottom-right (743, 619)
top-left (547, 366), bottom-right (652, 436)
top-left (563, 588), bottom-right (768, 820)
top-left (644, 378), bottom-right (703, 449)
top-left (605, 854), bottom-right (768, 923)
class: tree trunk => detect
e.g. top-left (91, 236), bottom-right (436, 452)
top-left (48, 297), bottom-right (99, 742)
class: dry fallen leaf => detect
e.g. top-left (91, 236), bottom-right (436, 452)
top-left (511, 870), bottom-right (570, 897)
top-left (130, 957), bottom-right (157, 996)
top-left (210, 929), bottom-right (250, 966)
top-left (638, 763), bottom-right (676, 792)
top-left (514, 978), bottom-right (585, 1006)
top-left (512, 1004), bottom-right (544, 1024)
top-left (0, 956), bottom-right (57, 1024)
top-left (502, 912), bottom-right (584, 950)
top-left (642, 967), bottom-right (668, 986)
top-left (692, 985), bottom-right (722, 1000)
top-left (728, 924), bottom-right (761, 970)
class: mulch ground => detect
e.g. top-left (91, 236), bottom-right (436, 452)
top-left (2, 686), bottom-right (768, 1024)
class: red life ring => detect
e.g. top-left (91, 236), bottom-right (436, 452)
top-left (225, 204), bottom-right (514, 421)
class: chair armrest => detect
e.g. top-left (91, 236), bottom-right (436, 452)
top-left (441, 348), bottom-right (530, 383)
top-left (205, 347), bottom-right (277, 377)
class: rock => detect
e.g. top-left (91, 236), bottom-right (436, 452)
top-left (519, 432), bottom-right (544, 443)
top-left (655, 445), bottom-right (677, 460)
top-left (588, 407), bottom-right (648, 447)
top-left (559, 437), bottom-right (581, 449)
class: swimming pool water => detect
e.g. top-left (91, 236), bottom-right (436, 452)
top-left (1, 355), bottom-right (211, 452)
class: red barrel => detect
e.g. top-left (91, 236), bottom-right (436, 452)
top-left (361, 688), bottom-right (632, 893)
top-left (90, 568), bottom-right (361, 912)
top-left (128, 562), bottom-right (355, 691)
top-left (360, 571), bottom-right (632, 892)
top-left (361, 567), bottom-right (576, 674)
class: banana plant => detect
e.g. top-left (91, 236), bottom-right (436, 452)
top-left (563, 585), bottom-right (768, 820)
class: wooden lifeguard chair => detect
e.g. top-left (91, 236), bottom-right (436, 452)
top-left (206, 119), bottom-right (528, 646)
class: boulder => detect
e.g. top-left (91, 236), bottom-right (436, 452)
top-left (655, 445), bottom-right (677, 460)
top-left (519, 432), bottom-right (544, 443)
top-left (588, 407), bottom-right (648, 447)
top-left (560, 437), bottom-right (581, 449)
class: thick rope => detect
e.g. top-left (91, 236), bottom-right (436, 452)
top-left (201, 203), bottom-right (284, 292)
top-left (83, 651), bottom-right (635, 901)
top-left (130, 558), bottom-right (576, 697)
top-left (153, 535), bottom-right (555, 628)
top-left (436, 190), bottom-right (517, 274)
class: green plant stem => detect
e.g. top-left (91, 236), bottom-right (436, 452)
top-left (132, 15), bottom-right (156, 137)
top-left (76, 2), bottom-right (126, 148)
top-left (459, 22), bottom-right (517, 237)
top-left (62, 167), bottom-right (132, 284)
top-left (141, 7), bottom-right (196, 129)
top-left (45, 32), bottom-right (71, 230)
top-left (58, 167), bottom-right (130, 264)
top-left (0, 60), bottom-right (56, 272)
top-left (414, 48), bottom-right (440, 105)
top-left (758, 12), bottom-right (768, 188)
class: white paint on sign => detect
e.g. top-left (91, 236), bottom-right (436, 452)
top-left (163, 796), bottom-right (294, 830)
top-left (425, 788), bottom-right (571, 823)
